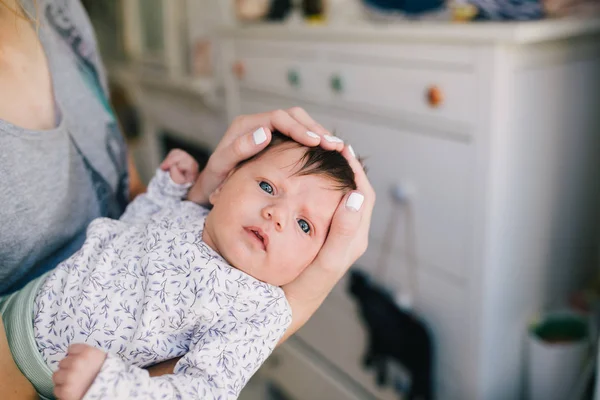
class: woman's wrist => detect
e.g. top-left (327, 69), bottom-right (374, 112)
top-left (186, 170), bottom-right (211, 204)
top-left (279, 264), bottom-right (340, 344)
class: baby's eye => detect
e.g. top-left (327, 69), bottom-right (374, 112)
top-left (298, 219), bottom-right (311, 234)
top-left (259, 181), bottom-right (274, 194)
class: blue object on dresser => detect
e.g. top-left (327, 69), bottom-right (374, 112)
top-left (470, 0), bottom-right (544, 20)
top-left (362, 0), bottom-right (444, 15)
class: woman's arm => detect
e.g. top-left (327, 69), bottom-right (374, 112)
top-left (0, 319), bottom-right (38, 400)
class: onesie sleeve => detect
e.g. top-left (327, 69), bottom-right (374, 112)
top-left (118, 169), bottom-right (191, 224)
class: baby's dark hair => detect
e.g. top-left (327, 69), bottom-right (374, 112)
top-left (237, 130), bottom-right (357, 193)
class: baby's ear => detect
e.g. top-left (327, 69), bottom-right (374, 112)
top-left (208, 183), bottom-right (224, 206)
top-left (208, 168), bottom-right (236, 205)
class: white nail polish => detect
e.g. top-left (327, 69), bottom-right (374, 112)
top-left (306, 131), bottom-right (320, 139)
top-left (346, 192), bottom-right (364, 211)
top-left (348, 145), bottom-right (356, 158)
top-left (324, 135), bottom-right (343, 143)
top-left (253, 127), bottom-right (267, 145)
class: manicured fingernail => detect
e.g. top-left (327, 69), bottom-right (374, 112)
top-left (306, 131), bottom-right (320, 139)
top-left (324, 135), bottom-right (343, 143)
top-left (253, 127), bottom-right (267, 145)
top-left (346, 192), bottom-right (364, 211)
top-left (348, 145), bottom-right (356, 158)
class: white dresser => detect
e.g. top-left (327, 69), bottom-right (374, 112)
top-left (220, 19), bottom-right (600, 400)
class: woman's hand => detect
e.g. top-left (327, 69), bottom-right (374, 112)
top-left (280, 145), bottom-right (375, 343)
top-left (186, 108), bottom-right (344, 204)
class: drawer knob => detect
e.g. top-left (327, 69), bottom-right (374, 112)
top-left (232, 61), bottom-right (245, 80)
top-left (287, 69), bottom-right (300, 88)
top-left (331, 74), bottom-right (343, 93)
top-left (427, 85), bottom-right (444, 108)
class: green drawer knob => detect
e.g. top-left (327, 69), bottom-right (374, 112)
top-left (288, 70), bottom-right (300, 87)
top-left (331, 75), bottom-right (343, 93)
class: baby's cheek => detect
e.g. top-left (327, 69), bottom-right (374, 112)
top-left (277, 250), bottom-right (316, 285)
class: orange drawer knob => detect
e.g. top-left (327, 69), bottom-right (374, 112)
top-left (427, 85), bottom-right (444, 108)
top-left (232, 61), bottom-right (245, 80)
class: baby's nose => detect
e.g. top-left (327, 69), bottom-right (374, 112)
top-left (262, 205), bottom-right (287, 231)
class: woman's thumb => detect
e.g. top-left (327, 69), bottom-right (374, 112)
top-left (317, 191), bottom-right (364, 265)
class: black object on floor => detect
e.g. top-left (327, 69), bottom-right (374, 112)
top-left (348, 269), bottom-right (434, 400)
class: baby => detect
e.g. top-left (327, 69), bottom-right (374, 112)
top-left (0, 131), bottom-right (356, 400)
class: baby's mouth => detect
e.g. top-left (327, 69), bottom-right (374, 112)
top-left (245, 227), bottom-right (269, 251)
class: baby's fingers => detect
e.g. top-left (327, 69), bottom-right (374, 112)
top-left (65, 343), bottom-right (91, 355)
top-left (169, 166), bottom-right (187, 184)
top-left (53, 381), bottom-right (80, 400)
top-left (58, 355), bottom-right (76, 370)
top-left (179, 156), bottom-right (200, 181)
top-left (160, 149), bottom-right (189, 171)
top-left (52, 367), bottom-right (69, 386)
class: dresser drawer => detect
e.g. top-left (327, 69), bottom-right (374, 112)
top-left (261, 338), bottom-right (374, 400)
top-left (325, 61), bottom-right (476, 126)
top-left (230, 40), bottom-right (477, 127)
top-left (232, 40), bottom-right (328, 102)
top-left (323, 114), bottom-right (475, 279)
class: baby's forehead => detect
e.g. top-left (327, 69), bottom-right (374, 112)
top-left (252, 143), bottom-right (308, 171)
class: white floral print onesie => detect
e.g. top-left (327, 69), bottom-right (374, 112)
top-left (32, 169), bottom-right (292, 399)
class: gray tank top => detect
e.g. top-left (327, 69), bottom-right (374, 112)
top-left (0, 0), bottom-right (128, 294)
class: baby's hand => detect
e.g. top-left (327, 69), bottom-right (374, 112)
top-left (160, 149), bottom-right (200, 185)
top-left (53, 344), bottom-right (107, 400)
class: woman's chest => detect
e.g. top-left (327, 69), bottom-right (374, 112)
top-left (0, 17), bottom-right (55, 131)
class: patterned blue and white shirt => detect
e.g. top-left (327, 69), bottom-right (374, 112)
top-left (32, 169), bottom-right (292, 399)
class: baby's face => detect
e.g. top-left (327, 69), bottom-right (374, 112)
top-left (203, 144), bottom-right (344, 286)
